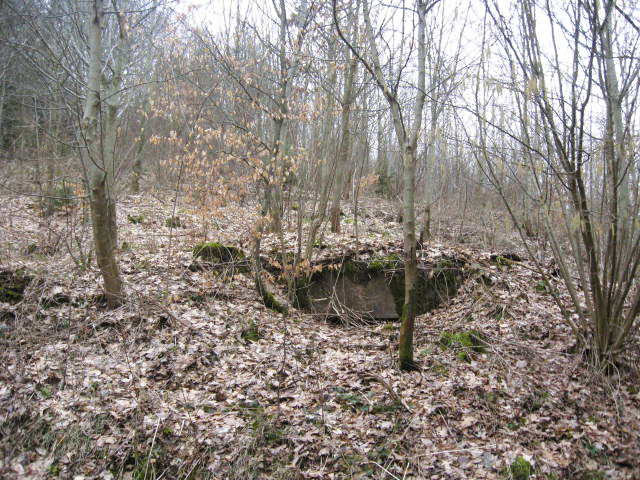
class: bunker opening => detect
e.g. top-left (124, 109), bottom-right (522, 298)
top-left (294, 255), bottom-right (466, 323)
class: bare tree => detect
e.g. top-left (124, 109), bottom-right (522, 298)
top-left (334, 0), bottom-right (438, 370)
top-left (418, 5), bottom-right (467, 243)
top-left (80, 0), bottom-right (124, 307)
top-left (303, 32), bottom-right (339, 261)
top-left (328, 0), bottom-right (359, 233)
top-left (168, 0), bottom-right (317, 308)
top-left (481, 0), bottom-right (640, 366)
top-left (1, 0), bottom-right (166, 306)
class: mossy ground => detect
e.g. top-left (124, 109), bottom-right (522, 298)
top-left (506, 455), bottom-right (534, 480)
top-left (0, 269), bottom-right (32, 304)
top-left (166, 216), bottom-right (182, 228)
top-left (193, 242), bottom-right (245, 262)
top-left (241, 320), bottom-right (262, 342)
top-left (439, 329), bottom-right (487, 362)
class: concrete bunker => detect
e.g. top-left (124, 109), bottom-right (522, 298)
top-left (295, 255), bottom-right (465, 322)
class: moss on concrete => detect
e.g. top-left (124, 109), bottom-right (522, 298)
top-left (342, 261), bottom-right (361, 274)
top-left (367, 253), bottom-right (400, 274)
top-left (261, 290), bottom-right (288, 314)
top-left (433, 258), bottom-right (459, 284)
top-left (388, 257), bottom-right (464, 318)
top-left (193, 242), bottom-right (245, 262)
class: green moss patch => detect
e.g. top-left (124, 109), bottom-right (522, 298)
top-left (534, 278), bottom-right (557, 294)
top-left (260, 290), bottom-right (288, 314)
top-left (507, 455), bottom-right (533, 480)
top-left (439, 329), bottom-right (487, 362)
top-left (342, 261), bottom-right (361, 274)
top-left (166, 216), bottom-right (182, 228)
top-left (367, 253), bottom-right (400, 274)
top-left (0, 269), bottom-right (33, 304)
top-left (428, 363), bottom-right (449, 377)
top-left (241, 320), bottom-right (262, 343)
top-left (432, 258), bottom-right (461, 284)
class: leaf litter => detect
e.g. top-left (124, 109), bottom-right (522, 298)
top-left (0, 192), bottom-right (638, 479)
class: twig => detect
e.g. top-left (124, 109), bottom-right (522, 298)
top-left (362, 373), bottom-right (413, 413)
top-left (145, 417), bottom-right (161, 479)
top-left (371, 461), bottom-right (401, 480)
top-left (407, 444), bottom-right (496, 459)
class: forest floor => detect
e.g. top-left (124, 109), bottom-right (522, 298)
top-left (0, 189), bottom-right (639, 480)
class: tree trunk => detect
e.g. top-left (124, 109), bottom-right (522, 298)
top-left (104, 5), bottom-right (128, 249)
top-left (398, 145), bottom-right (418, 370)
top-left (46, 107), bottom-right (56, 210)
top-left (104, 101), bottom-right (118, 249)
top-left (81, 0), bottom-right (123, 308)
top-left (130, 133), bottom-right (145, 194)
top-left (342, 0), bottom-right (427, 370)
top-left (267, 0), bottom-right (290, 235)
top-left (252, 219), bottom-right (287, 314)
top-left (601, 0), bottom-right (628, 211)
top-left (420, 123), bottom-right (438, 243)
top-left (0, 72), bottom-right (4, 147)
top-left (90, 176), bottom-right (123, 307)
top-left (305, 39), bottom-right (338, 261)
top-left (269, 117), bottom-right (285, 233)
top-left (130, 157), bottom-right (142, 194)
top-left (34, 97), bottom-right (41, 190)
top-left (375, 108), bottom-right (389, 195)
top-left (329, 16), bottom-right (358, 233)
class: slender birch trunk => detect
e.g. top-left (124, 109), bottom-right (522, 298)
top-left (337, 0), bottom-right (429, 370)
top-left (329, 44), bottom-right (358, 233)
top-left (305, 39), bottom-right (338, 261)
top-left (80, 0), bottom-right (123, 308)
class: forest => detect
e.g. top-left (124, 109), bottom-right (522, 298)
top-left (0, 0), bottom-right (639, 478)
